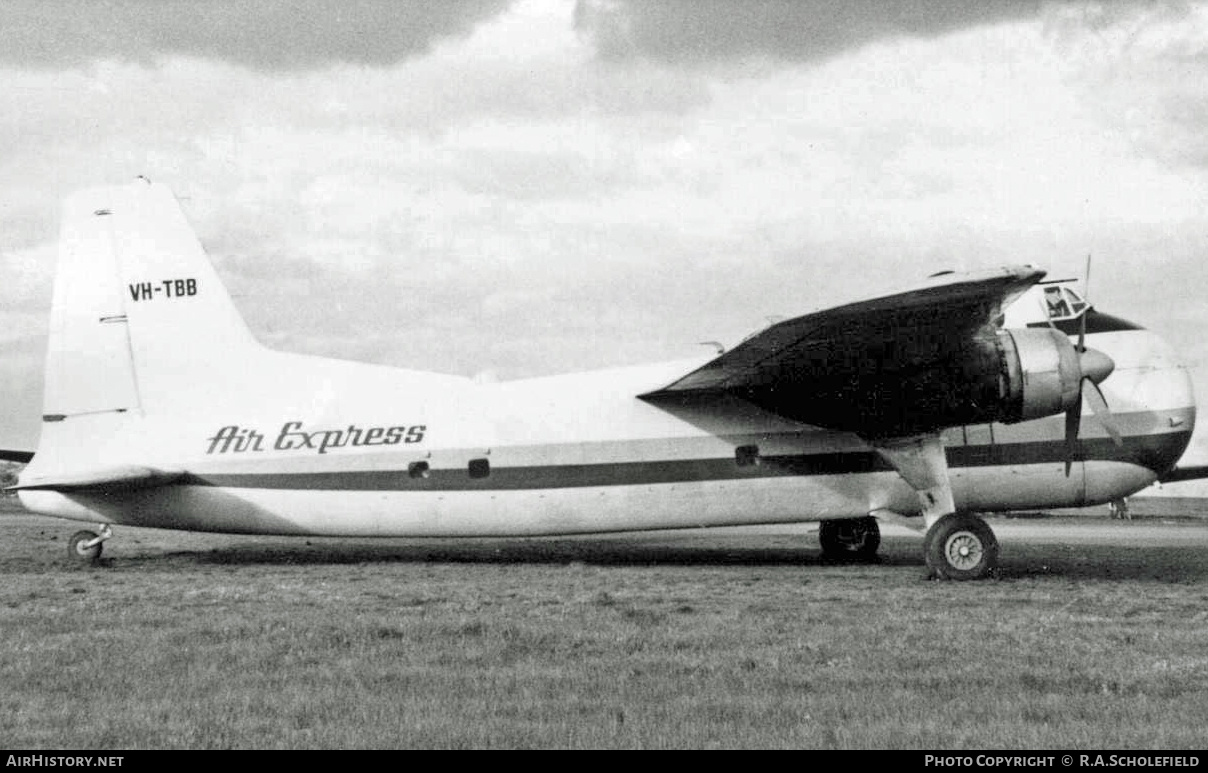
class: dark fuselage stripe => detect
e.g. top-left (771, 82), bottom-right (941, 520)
top-left (185, 431), bottom-right (1190, 492)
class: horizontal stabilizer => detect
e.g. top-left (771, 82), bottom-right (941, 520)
top-left (10, 465), bottom-right (183, 492)
top-left (0, 450), bottom-right (34, 464)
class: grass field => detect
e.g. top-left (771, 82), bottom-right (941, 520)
top-left (2, 497), bottom-right (1207, 749)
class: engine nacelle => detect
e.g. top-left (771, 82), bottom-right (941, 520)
top-left (732, 322), bottom-right (1110, 437)
top-left (996, 328), bottom-right (1083, 423)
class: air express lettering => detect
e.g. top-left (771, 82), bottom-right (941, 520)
top-left (128, 278), bottom-right (198, 301)
top-left (206, 421), bottom-right (425, 455)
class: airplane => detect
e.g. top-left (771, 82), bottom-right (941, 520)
top-left (2, 177), bottom-right (1203, 580)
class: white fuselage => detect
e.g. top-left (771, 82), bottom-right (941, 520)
top-left (18, 323), bottom-right (1195, 537)
top-left (22, 184), bottom-right (1193, 542)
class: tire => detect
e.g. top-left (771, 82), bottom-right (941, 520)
top-left (68, 530), bottom-right (102, 563)
top-left (924, 513), bottom-right (998, 580)
top-left (819, 516), bottom-right (881, 561)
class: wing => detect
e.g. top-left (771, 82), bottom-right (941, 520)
top-left (641, 265), bottom-right (1046, 437)
top-left (0, 450), bottom-right (34, 463)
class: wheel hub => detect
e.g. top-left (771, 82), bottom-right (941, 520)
top-left (945, 531), bottom-right (983, 570)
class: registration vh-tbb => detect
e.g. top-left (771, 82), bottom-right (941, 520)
top-left (4, 178), bottom-right (1203, 579)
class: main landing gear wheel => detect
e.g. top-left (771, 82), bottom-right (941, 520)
top-left (67, 525), bottom-right (112, 564)
top-left (924, 513), bottom-right (998, 581)
top-left (818, 516), bottom-right (881, 561)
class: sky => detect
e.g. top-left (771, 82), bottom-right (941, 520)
top-left (2, 0), bottom-right (1208, 493)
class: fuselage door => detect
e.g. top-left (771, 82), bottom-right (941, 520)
top-left (963, 423), bottom-right (994, 466)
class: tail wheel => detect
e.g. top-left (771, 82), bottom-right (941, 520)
top-left (68, 530), bottom-right (103, 564)
top-left (924, 513), bottom-right (999, 581)
top-left (819, 516), bottom-right (881, 561)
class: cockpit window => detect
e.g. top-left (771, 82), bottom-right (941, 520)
top-left (1044, 286), bottom-right (1088, 321)
top-left (1064, 288), bottom-right (1088, 316)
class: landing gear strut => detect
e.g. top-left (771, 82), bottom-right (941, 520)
top-left (923, 513), bottom-right (998, 581)
top-left (818, 516), bottom-right (881, 561)
top-left (67, 525), bottom-right (112, 564)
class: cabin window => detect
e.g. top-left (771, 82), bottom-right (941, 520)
top-left (468, 458), bottom-right (490, 479)
top-left (735, 444), bottom-right (760, 467)
top-left (408, 461), bottom-right (430, 479)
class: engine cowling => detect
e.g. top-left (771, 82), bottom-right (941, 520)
top-left (996, 327), bottom-right (1085, 423)
top-left (732, 323), bottom-right (1115, 438)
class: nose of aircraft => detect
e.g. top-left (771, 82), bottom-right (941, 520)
top-left (1080, 347), bottom-right (1115, 385)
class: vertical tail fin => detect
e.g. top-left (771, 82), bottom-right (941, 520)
top-left (44, 178), bottom-right (261, 421)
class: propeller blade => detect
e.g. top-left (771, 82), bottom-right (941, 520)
top-left (1078, 253), bottom-right (1092, 352)
top-left (1083, 379), bottom-right (1123, 447)
top-left (1077, 303), bottom-right (1087, 353)
top-left (1064, 403), bottom-right (1080, 477)
top-left (1084, 253), bottom-right (1092, 302)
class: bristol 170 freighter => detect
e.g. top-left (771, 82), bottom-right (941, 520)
top-left (3, 179), bottom-right (1199, 579)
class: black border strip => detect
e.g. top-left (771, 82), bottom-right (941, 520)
top-left (185, 431), bottom-right (1191, 492)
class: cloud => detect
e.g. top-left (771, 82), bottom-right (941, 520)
top-left (574, 0), bottom-right (1053, 64)
top-left (1043, 2), bottom-right (1208, 172)
top-left (1, 0), bottom-right (511, 71)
